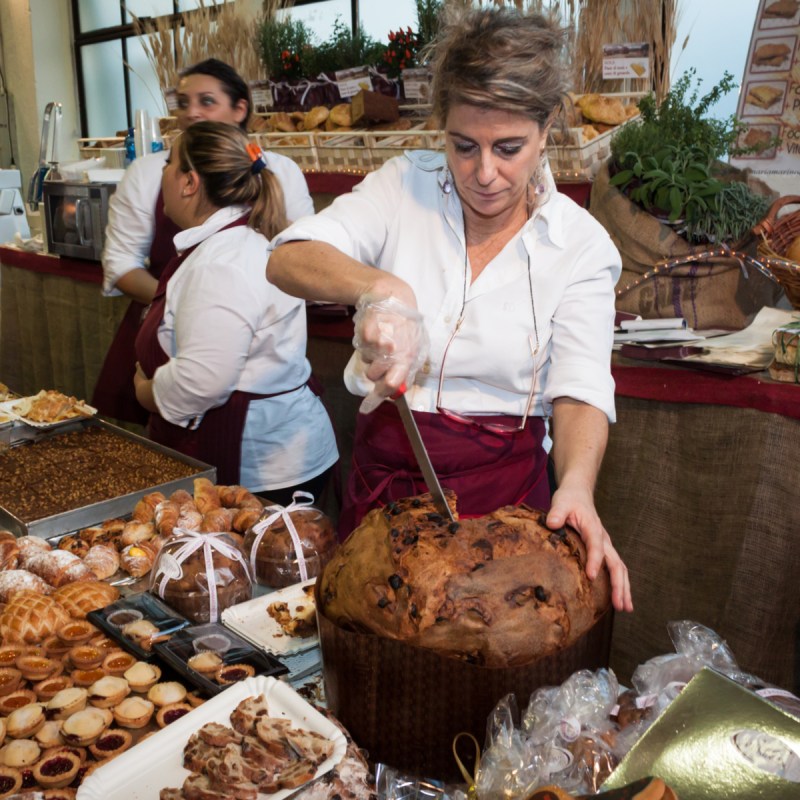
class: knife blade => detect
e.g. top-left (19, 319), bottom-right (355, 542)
top-left (393, 392), bottom-right (455, 522)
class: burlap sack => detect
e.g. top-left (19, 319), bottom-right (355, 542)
top-left (590, 162), bottom-right (783, 330)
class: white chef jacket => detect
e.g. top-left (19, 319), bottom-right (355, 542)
top-left (152, 205), bottom-right (338, 492)
top-left (102, 148), bottom-right (314, 296)
top-left (270, 151), bottom-right (621, 423)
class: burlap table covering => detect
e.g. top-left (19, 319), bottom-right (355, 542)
top-left (596, 397), bottom-right (800, 693)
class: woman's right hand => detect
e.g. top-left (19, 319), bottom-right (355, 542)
top-left (353, 294), bottom-right (429, 413)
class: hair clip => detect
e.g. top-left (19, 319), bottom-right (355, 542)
top-left (246, 141), bottom-right (267, 175)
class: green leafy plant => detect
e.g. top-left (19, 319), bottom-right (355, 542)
top-left (305, 17), bottom-right (386, 75)
top-left (415, 0), bottom-right (443, 49)
top-left (383, 27), bottom-right (421, 78)
top-left (258, 16), bottom-right (315, 80)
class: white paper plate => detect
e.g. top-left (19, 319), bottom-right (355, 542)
top-left (77, 675), bottom-right (346, 800)
top-left (222, 578), bottom-right (319, 656)
top-left (0, 394), bottom-right (97, 429)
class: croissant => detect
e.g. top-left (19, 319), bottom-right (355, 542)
top-left (26, 551), bottom-right (86, 588)
top-left (176, 507), bottom-right (203, 532)
top-left (16, 536), bottom-right (52, 569)
top-left (169, 489), bottom-right (193, 506)
top-left (219, 485), bottom-right (262, 511)
top-left (154, 501), bottom-right (180, 538)
top-left (194, 477), bottom-right (221, 514)
top-left (101, 518), bottom-right (127, 536)
top-left (121, 521), bottom-right (156, 547)
top-left (132, 492), bottom-right (167, 523)
top-left (120, 544), bottom-right (156, 578)
top-left (77, 526), bottom-right (115, 547)
top-left (83, 545), bottom-right (120, 581)
top-left (0, 570), bottom-right (53, 603)
top-left (200, 508), bottom-right (235, 533)
top-left (232, 507), bottom-right (262, 533)
top-left (57, 534), bottom-right (89, 558)
top-left (0, 531), bottom-right (19, 571)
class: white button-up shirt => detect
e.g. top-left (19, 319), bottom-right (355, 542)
top-left (271, 151), bottom-right (621, 422)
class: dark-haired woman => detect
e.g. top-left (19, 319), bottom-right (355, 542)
top-left (133, 122), bottom-right (336, 499)
top-left (94, 59), bottom-right (313, 424)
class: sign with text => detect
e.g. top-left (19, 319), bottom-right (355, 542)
top-left (602, 42), bottom-right (650, 80)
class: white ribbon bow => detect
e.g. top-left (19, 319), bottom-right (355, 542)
top-left (247, 491), bottom-right (315, 583)
top-left (156, 529), bottom-right (249, 623)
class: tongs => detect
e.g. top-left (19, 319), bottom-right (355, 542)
top-left (27, 101), bottom-right (62, 211)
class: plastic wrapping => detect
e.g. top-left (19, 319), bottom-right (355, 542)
top-left (243, 492), bottom-right (336, 588)
top-left (151, 528), bottom-right (252, 624)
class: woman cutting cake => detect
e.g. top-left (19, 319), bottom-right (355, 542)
top-left (267, 6), bottom-right (631, 612)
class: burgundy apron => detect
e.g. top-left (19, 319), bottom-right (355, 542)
top-left (92, 190), bottom-right (181, 424)
top-left (339, 400), bottom-right (551, 537)
top-left (135, 213), bottom-right (283, 485)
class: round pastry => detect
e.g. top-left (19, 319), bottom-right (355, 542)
top-left (0, 737), bottom-right (40, 767)
top-left (42, 636), bottom-right (73, 660)
top-left (47, 688), bottom-right (88, 719)
top-left (16, 654), bottom-right (60, 682)
top-left (33, 675), bottom-right (74, 703)
top-left (244, 505), bottom-right (336, 588)
top-left (68, 645), bottom-right (103, 671)
top-left (69, 668), bottom-right (106, 688)
top-left (215, 663), bottom-right (255, 685)
top-left (147, 681), bottom-right (186, 708)
top-left (82, 545), bottom-right (120, 581)
top-left (112, 696), bottom-right (154, 729)
top-left (0, 571), bottom-right (53, 604)
top-left (121, 619), bottom-right (159, 651)
top-left (60, 708), bottom-right (112, 746)
top-left (88, 728), bottom-right (132, 760)
top-left (42, 744), bottom-right (87, 766)
top-left (186, 651), bottom-right (222, 675)
top-left (56, 621), bottom-right (96, 646)
top-left (155, 702), bottom-right (193, 728)
top-left (52, 581), bottom-right (119, 620)
top-left (87, 676), bottom-right (130, 708)
top-left (318, 494), bottom-right (611, 667)
top-left (0, 668), bottom-right (22, 697)
top-left (0, 765), bottom-right (22, 798)
top-left (101, 651), bottom-right (136, 676)
top-left (32, 748), bottom-right (81, 789)
top-left (0, 689), bottom-right (37, 715)
top-left (34, 720), bottom-right (65, 749)
top-left (0, 646), bottom-right (27, 668)
top-left (123, 661), bottom-right (161, 693)
top-left (88, 634), bottom-right (118, 654)
top-left (6, 702), bottom-right (46, 739)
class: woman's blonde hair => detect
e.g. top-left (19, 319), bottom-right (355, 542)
top-left (175, 121), bottom-right (288, 240)
top-left (424, 6), bottom-right (569, 129)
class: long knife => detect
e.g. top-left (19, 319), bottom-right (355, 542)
top-left (393, 389), bottom-right (455, 522)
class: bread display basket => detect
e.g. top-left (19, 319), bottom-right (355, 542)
top-left (754, 195), bottom-right (800, 309)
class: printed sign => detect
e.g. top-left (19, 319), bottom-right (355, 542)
top-left (334, 66), bottom-right (372, 99)
top-left (602, 42), bottom-right (650, 80)
top-left (249, 79), bottom-right (273, 113)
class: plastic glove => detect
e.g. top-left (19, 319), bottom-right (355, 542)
top-left (352, 294), bottom-right (429, 413)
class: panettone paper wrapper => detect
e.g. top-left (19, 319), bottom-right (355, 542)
top-left (602, 668), bottom-right (800, 799)
top-left (317, 577), bottom-right (612, 781)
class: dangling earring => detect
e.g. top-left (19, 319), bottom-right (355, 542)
top-left (531, 151), bottom-right (547, 197)
top-left (442, 166), bottom-right (453, 195)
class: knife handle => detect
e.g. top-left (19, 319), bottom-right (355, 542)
top-left (390, 382), bottom-right (408, 400)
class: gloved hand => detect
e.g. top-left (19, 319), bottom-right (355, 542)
top-left (352, 294), bottom-right (429, 413)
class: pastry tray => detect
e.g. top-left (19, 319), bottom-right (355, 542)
top-left (222, 578), bottom-right (320, 656)
top-left (0, 394), bottom-right (97, 429)
top-left (77, 675), bottom-right (347, 800)
top-left (153, 622), bottom-right (288, 696)
top-left (87, 591), bottom-right (191, 662)
top-left (0, 417), bottom-right (215, 539)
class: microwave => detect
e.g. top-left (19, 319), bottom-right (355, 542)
top-left (42, 180), bottom-right (116, 261)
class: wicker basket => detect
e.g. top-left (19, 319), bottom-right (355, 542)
top-left (754, 195), bottom-right (800, 309)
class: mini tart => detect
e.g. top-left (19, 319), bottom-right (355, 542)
top-left (186, 691), bottom-right (205, 708)
top-left (0, 646), bottom-right (28, 668)
top-left (60, 708), bottom-right (111, 747)
top-left (42, 744), bottom-right (87, 765)
top-left (88, 635), bottom-right (118, 654)
top-left (32, 748), bottom-right (81, 789)
top-left (42, 787), bottom-right (77, 800)
top-left (111, 696), bottom-right (154, 729)
top-left (46, 688), bottom-right (88, 720)
top-left (6, 702), bottom-right (46, 739)
top-left (121, 619), bottom-right (159, 649)
top-left (147, 681), bottom-right (187, 708)
top-left (0, 765), bottom-right (22, 798)
top-left (87, 676), bottom-right (130, 709)
top-left (88, 728), bottom-right (132, 760)
top-left (101, 650), bottom-right (136, 676)
top-left (42, 636), bottom-right (73, 660)
top-left (0, 737), bottom-right (41, 767)
top-left (122, 661), bottom-right (161, 693)
top-left (16, 655), bottom-right (61, 682)
top-left (56, 621), bottom-right (95, 646)
top-left (69, 667), bottom-right (106, 688)
top-left (34, 675), bottom-right (74, 703)
top-left (34, 720), bottom-right (65, 749)
top-left (155, 702), bottom-right (193, 728)
top-left (0, 690), bottom-right (38, 715)
top-left (187, 651), bottom-right (222, 675)
top-left (68, 645), bottom-right (104, 671)
top-left (0, 668), bottom-right (22, 697)
top-left (214, 663), bottom-right (255, 685)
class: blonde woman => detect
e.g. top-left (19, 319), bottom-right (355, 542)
top-left (134, 122), bottom-right (337, 502)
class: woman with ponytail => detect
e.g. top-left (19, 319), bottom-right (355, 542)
top-left (133, 121), bottom-right (337, 501)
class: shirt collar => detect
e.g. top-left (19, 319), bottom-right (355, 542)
top-left (173, 204), bottom-right (250, 253)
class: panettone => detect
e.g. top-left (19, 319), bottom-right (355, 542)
top-left (0, 591), bottom-right (71, 644)
top-left (52, 581), bottom-right (120, 619)
top-left (319, 492), bottom-right (611, 667)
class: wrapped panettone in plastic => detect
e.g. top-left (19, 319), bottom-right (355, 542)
top-left (243, 492), bottom-right (337, 588)
top-left (151, 529), bottom-right (252, 623)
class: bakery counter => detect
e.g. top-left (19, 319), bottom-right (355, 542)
top-left (598, 356), bottom-right (800, 694)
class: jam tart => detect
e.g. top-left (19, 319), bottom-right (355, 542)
top-left (6, 702), bottom-right (46, 738)
top-left (111, 696), bottom-right (154, 729)
top-left (0, 689), bottom-right (38, 715)
top-left (16, 655), bottom-right (61, 682)
top-left (32, 748), bottom-right (82, 789)
top-left (0, 737), bottom-right (41, 767)
top-left (34, 675), bottom-right (74, 702)
top-left (215, 663), bottom-right (255, 685)
top-left (56, 621), bottom-right (96, 646)
top-left (42, 744), bottom-right (87, 765)
top-left (0, 645), bottom-right (30, 667)
top-left (155, 702), bottom-right (193, 728)
top-left (101, 650), bottom-right (136, 676)
top-left (88, 728), bottom-right (133, 760)
top-left (69, 667), bottom-right (106, 688)
top-left (0, 668), bottom-right (22, 697)
top-left (60, 708), bottom-right (112, 747)
top-left (123, 661), bottom-right (161, 693)
top-left (42, 635), bottom-right (73, 660)
top-left (46, 687), bottom-right (88, 720)
top-left (87, 676), bottom-right (130, 709)
top-left (0, 765), bottom-right (22, 798)
top-left (68, 645), bottom-right (104, 671)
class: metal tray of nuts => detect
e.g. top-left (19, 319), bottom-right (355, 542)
top-left (0, 417), bottom-right (215, 539)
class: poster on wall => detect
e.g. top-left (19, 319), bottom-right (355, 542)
top-left (730, 0), bottom-right (800, 188)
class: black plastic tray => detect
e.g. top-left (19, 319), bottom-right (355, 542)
top-left (87, 591), bottom-right (191, 661)
top-left (153, 622), bottom-right (288, 696)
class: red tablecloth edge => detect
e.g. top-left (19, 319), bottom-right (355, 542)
top-left (0, 245), bottom-right (103, 284)
top-left (612, 364), bottom-right (800, 421)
